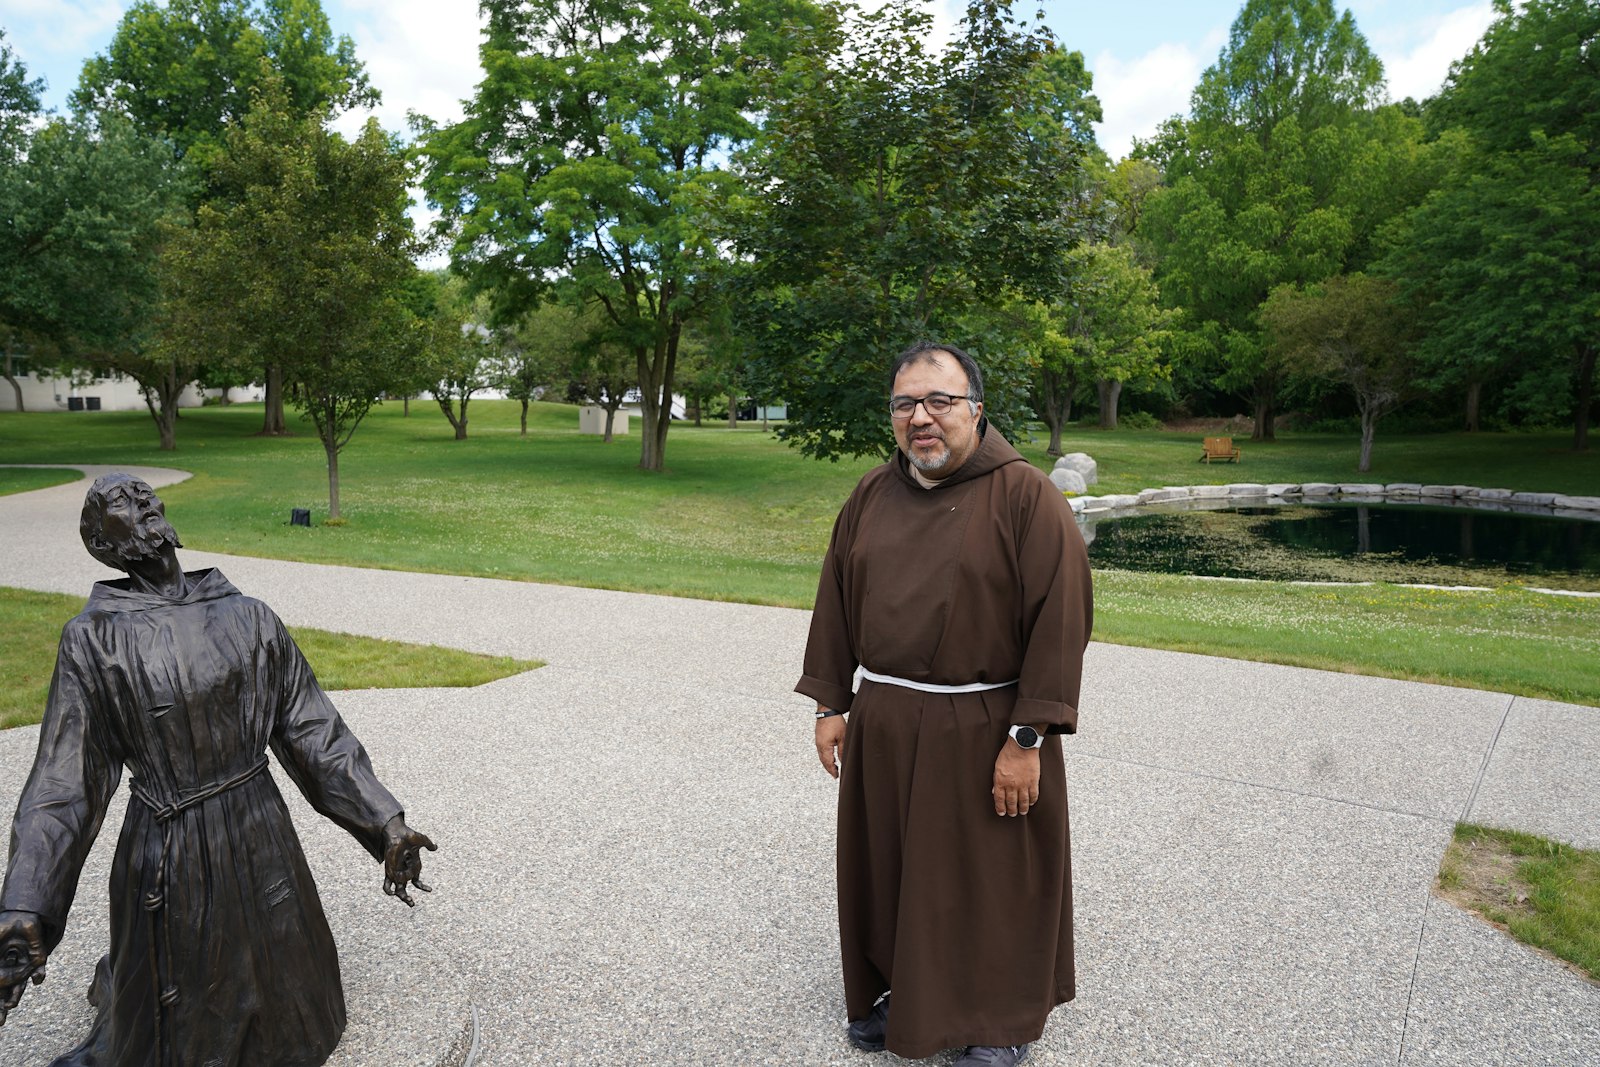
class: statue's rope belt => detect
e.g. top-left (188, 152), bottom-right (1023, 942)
top-left (128, 755), bottom-right (272, 1058)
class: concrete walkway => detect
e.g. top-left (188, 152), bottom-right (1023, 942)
top-left (0, 466), bottom-right (1595, 1066)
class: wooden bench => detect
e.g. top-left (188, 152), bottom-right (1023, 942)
top-left (1200, 436), bottom-right (1241, 463)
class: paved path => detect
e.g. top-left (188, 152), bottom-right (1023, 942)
top-left (0, 465), bottom-right (1596, 1066)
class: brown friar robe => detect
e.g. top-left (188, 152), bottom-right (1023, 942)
top-left (797, 426), bottom-right (1093, 1059)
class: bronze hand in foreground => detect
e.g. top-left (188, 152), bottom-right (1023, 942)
top-left (381, 816), bottom-right (438, 907)
top-left (0, 911), bottom-right (48, 1027)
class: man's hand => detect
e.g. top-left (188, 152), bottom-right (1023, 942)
top-left (381, 816), bottom-right (438, 907)
top-left (0, 911), bottom-right (48, 1028)
top-left (992, 736), bottom-right (1041, 817)
top-left (815, 713), bottom-right (847, 780)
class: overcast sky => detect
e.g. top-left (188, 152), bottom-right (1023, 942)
top-left (3, 0), bottom-right (1496, 159)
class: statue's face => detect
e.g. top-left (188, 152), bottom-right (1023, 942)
top-left (95, 478), bottom-right (181, 565)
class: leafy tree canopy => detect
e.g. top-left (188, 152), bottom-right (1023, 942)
top-left (73, 0), bottom-right (374, 172)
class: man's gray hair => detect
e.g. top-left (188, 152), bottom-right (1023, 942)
top-left (889, 340), bottom-right (984, 415)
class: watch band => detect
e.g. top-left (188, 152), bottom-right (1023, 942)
top-left (1008, 724), bottom-right (1044, 749)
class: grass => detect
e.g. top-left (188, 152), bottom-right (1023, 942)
top-left (0, 586), bottom-right (540, 730)
top-left (1437, 823), bottom-right (1600, 982)
top-left (1093, 572), bottom-right (1600, 706)
top-left (0, 466), bottom-right (81, 496)
top-left (1, 400), bottom-right (1596, 705)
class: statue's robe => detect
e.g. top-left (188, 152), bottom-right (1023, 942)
top-left (2, 568), bottom-right (401, 1067)
top-left (797, 428), bottom-right (1094, 1059)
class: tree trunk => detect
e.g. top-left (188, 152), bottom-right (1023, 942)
top-left (762, 403), bottom-right (768, 432)
top-left (260, 364), bottom-right (287, 435)
top-left (404, 396), bottom-right (410, 416)
top-left (1464, 380), bottom-right (1481, 433)
top-left (603, 402), bottom-right (617, 443)
top-left (1574, 344), bottom-right (1595, 452)
top-left (1355, 506), bottom-right (1372, 554)
top-left (520, 399), bottom-right (529, 436)
top-left (690, 391), bottom-right (702, 427)
top-left (1357, 409), bottom-right (1376, 472)
top-left (325, 437), bottom-right (341, 520)
top-left (1096, 379), bottom-right (1122, 430)
top-left (1038, 371), bottom-right (1072, 457)
top-left (139, 366), bottom-right (181, 451)
top-left (636, 322), bottom-right (680, 472)
top-left (2, 344), bottom-right (24, 412)
top-left (727, 392), bottom-right (738, 429)
top-left (1252, 389), bottom-right (1276, 442)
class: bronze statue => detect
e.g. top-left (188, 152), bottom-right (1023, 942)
top-left (0, 473), bottom-right (435, 1066)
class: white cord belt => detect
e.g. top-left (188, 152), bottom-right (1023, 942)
top-left (854, 666), bottom-right (1018, 694)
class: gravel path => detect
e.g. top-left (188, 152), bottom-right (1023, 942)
top-left (0, 465), bottom-right (1595, 1066)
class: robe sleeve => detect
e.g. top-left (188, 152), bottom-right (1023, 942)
top-left (265, 612), bottom-right (402, 862)
top-left (1010, 473), bottom-right (1094, 735)
top-left (1, 621), bottom-right (123, 953)
top-left (796, 488), bottom-right (863, 713)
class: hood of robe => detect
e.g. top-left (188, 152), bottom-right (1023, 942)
top-left (85, 567), bottom-right (241, 613)
top-left (891, 417), bottom-right (1029, 490)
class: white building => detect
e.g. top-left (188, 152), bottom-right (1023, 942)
top-left (0, 369), bottom-right (209, 413)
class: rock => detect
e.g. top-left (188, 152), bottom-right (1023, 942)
top-left (1385, 483), bottom-right (1422, 496)
top-left (1265, 483), bottom-right (1299, 496)
top-left (1099, 494), bottom-right (1141, 509)
top-left (1137, 487), bottom-right (1189, 504)
top-left (1510, 491), bottom-right (1558, 507)
top-left (1338, 483), bottom-right (1386, 496)
top-left (1420, 484), bottom-right (1470, 497)
top-left (1554, 495), bottom-right (1600, 511)
top-left (1053, 452), bottom-right (1098, 485)
top-left (1066, 495), bottom-right (1087, 513)
top-left (1473, 488), bottom-right (1513, 501)
top-left (1225, 483), bottom-right (1268, 496)
top-left (1191, 485), bottom-right (1231, 499)
top-left (1049, 467), bottom-right (1087, 494)
top-left (1301, 482), bottom-right (1337, 495)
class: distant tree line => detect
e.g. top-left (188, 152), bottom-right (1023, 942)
top-left (3, 0), bottom-right (1594, 499)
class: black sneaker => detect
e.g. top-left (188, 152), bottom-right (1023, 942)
top-left (846, 993), bottom-right (891, 1052)
top-left (953, 1045), bottom-right (1029, 1067)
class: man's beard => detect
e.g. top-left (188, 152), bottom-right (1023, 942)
top-left (115, 514), bottom-right (183, 564)
top-left (906, 432), bottom-right (951, 472)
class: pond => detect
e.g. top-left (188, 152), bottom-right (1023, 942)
top-left (1083, 502), bottom-right (1600, 592)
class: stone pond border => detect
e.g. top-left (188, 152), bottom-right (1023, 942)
top-left (1066, 482), bottom-right (1600, 521)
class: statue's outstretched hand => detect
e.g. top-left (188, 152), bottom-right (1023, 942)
top-left (381, 817), bottom-right (437, 907)
top-left (0, 910), bottom-right (47, 1027)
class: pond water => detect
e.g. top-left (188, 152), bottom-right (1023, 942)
top-left (1083, 502), bottom-right (1600, 591)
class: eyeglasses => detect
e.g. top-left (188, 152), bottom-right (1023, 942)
top-left (889, 393), bottom-right (971, 419)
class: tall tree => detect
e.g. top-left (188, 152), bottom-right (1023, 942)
top-left (75, 0), bottom-right (375, 435)
top-left (1381, 0), bottom-right (1598, 450)
top-left (734, 0), bottom-right (1093, 459)
top-left (1141, 0), bottom-right (1394, 441)
top-left (416, 0), bottom-right (820, 471)
top-left (0, 31), bottom-right (45, 410)
top-left (1260, 273), bottom-right (1419, 471)
top-left (0, 113), bottom-right (193, 436)
top-left (163, 80), bottom-right (421, 516)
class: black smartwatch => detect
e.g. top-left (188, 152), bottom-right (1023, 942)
top-left (1008, 724), bottom-right (1043, 749)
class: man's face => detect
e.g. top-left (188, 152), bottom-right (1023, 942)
top-left (891, 353), bottom-right (984, 478)
top-left (97, 479), bottom-right (180, 564)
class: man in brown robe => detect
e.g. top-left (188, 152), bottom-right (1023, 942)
top-left (0, 473), bottom-right (435, 1067)
top-left (798, 342), bottom-right (1093, 1066)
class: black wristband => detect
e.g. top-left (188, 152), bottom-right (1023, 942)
top-left (814, 708), bottom-right (846, 720)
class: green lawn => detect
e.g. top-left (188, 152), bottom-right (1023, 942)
top-left (0, 466), bottom-right (81, 496)
top-left (2, 400), bottom-right (1596, 705)
top-left (0, 586), bottom-right (540, 730)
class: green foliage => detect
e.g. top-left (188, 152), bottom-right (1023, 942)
top-left (0, 112), bottom-right (194, 432)
top-left (0, 585), bottom-right (539, 730)
top-left (1142, 0), bottom-right (1422, 440)
top-left (733, 0), bottom-right (1094, 460)
top-left (161, 78), bottom-right (421, 515)
top-left (415, 0), bottom-right (820, 470)
top-left (1260, 273), bottom-right (1420, 470)
top-left (72, 0), bottom-right (374, 176)
top-left (1380, 0), bottom-right (1599, 449)
top-left (0, 29), bottom-right (44, 163)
